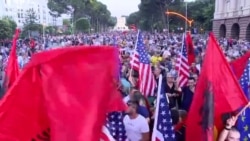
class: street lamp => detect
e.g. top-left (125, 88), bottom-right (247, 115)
top-left (184, 0), bottom-right (195, 32)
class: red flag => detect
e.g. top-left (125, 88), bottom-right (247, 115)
top-left (0, 46), bottom-right (125, 141)
top-left (29, 38), bottom-right (35, 48)
top-left (3, 29), bottom-right (20, 91)
top-left (129, 24), bottom-right (137, 31)
top-left (186, 32), bottom-right (195, 66)
top-left (186, 33), bottom-right (248, 141)
top-left (230, 51), bottom-right (250, 79)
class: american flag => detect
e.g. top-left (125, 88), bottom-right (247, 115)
top-left (101, 112), bottom-right (127, 141)
top-left (130, 31), bottom-right (157, 96)
top-left (237, 60), bottom-right (250, 141)
top-left (176, 34), bottom-right (189, 87)
top-left (152, 75), bottom-right (175, 141)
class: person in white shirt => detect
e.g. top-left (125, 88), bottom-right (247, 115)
top-left (123, 100), bottom-right (150, 141)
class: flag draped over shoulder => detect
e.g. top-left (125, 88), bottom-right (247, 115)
top-left (0, 46), bottom-right (125, 141)
top-left (230, 51), bottom-right (250, 79)
top-left (3, 29), bottom-right (20, 92)
top-left (186, 33), bottom-right (248, 141)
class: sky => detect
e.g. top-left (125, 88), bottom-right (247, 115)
top-left (99, 0), bottom-right (140, 17)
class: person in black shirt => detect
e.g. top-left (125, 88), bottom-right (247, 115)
top-left (181, 77), bottom-right (196, 112)
top-left (163, 73), bottom-right (181, 109)
top-left (171, 109), bottom-right (187, 141)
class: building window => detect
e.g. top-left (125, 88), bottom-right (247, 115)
top-left (18, 13), bottom-right (20, 18)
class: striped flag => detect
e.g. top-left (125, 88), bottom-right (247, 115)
top-left (152, 74), bottom-right (175, 141)
top-left (237, 59), bottom-right (250, 141)
top-left (176, 34), bottom-right (189, 87)
top-left (101, 112), bottom-right (127, 141)
top-left (130, 31), bottom-right (156, 96)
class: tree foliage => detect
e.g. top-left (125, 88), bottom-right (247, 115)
top-left (2, 16), bottom-right (17, 35)
top-left (127, 0), bottom-right (215, 32)
top-left (48, 0), bottom-right (116, 32)
top-left (24, 9), bottom-right (38, 25)
top-left (0, 20), bottom-right (12, 40)
top-left (21, 9), bottom-right (42, 37)
top-left (75, 19), bottom-right (90, 33)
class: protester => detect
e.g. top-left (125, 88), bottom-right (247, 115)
top-left (218, 116), bottom-right (240, 141)
top-left (1, 30), bottom-right (250, 141)
top-left (123, 100), bottom-right (150, 141)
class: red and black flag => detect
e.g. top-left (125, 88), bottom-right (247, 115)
top-left (186, 32), bottom-right (195, 66)
top-left (199, 82), bottom-right (214, 141)
top-left (0, 46), bottom-right (125, 141)
top-left (186, 33), bottom-right (248, 141)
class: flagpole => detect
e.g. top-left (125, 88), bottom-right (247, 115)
top-left (151, 74), bottom-right (162, 140)
top-left (185, 2), bottom-right (188, 32)
top-left (236, 102), bottom-right (250, 118)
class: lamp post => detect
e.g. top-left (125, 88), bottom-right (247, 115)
top-left (184, 0), bottom-right (195, 32)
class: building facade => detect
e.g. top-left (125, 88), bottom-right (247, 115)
top-left (213, 0), bottom-right (250, 41)
top-left (0, 0), bottom-right (62, 27)
top-left (113, 17), bottom-right (129, 31)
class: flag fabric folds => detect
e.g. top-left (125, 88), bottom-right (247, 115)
top-left (186, 32), bottom-right (195, 66)
top-left (176, 34), bottom-right (189, 87)
top-left (230, 51), bottom-right (250, 79)
top-left (0, 46), bottom-right (125, 141)
top-left (130, 32), bottom-right (156, 96)
top-left (3, 29), bottom-right (20, 92)
top-left (102, 112), bottom-right (127, 141)
top-left (186, 33), bottom-right (248, 141)
top-left (152, 74), bottom-right (175, 141)
top-left (237, 59), bottom-right (250, 141)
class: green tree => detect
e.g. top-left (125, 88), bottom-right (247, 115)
top-left (24, 9), bottom-right (38, 25)
top-left (45, 26), bottom-right (57, 35)
top-left (62, 19), bottom-right (73, 34)
top-left (48, 0), bottom-right (115, 32)
top-left (75, 18), bottom-right (90, 33)
top-left (21, 8), bottom-right (42, 37)
top-left (126, 12), bottom-right (140, 26)
top-left (127, 0), bottom-right (214, 32)
top-left (2, 16), bottom-right (17, 35)
top-left (21, 24), bottom-right (43, 37)
top-left (0, 20), bottom-right (12, 40)
top-left (63, 19), bottom-right (71, 27)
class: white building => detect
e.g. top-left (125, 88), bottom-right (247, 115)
top-left (0, 0), bottom-right (63, 27)
top-left (213, 0), bottom-right (250, 40)
top-left (113, 17), bottom-right (129, 31)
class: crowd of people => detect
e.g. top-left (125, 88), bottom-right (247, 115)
top-left (0, 31), bottom-right (250, 141)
